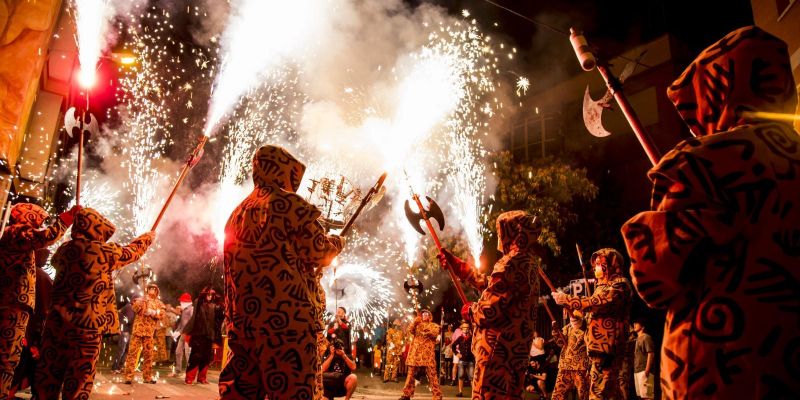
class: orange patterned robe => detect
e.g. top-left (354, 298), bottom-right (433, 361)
top-left (219, 145), bottom-right (344, 400)
top-left (0, 204), bottom-right (67, 396)
top-left (33, 208), bottom-right (153, 399)
top-left (460, 210), bottom-right (541, 399)
top-left (124, 293), bottom-right (166, 382)
top-left (551, 323), bottom-right (590, 400)
top-left (401, 318), bottom-right (441, 399)
top-left (622, 26), bottom-right (800, 399)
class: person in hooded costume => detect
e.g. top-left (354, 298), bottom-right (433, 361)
top-left (551, 248), bottom-right (632, 400)
top-left (123, 283), bottom-right (166, 384)
top-left (399, 309), bottom-right (441, 400)
top-left (0, 203), bottom-right (76, 397)
top-left (439, 210), bottom-right (543, 399)
top-left (551, 310), bottom-right (590, 400)
top-left (183, 287), bottom-right (223, 385)
top-left (383, 318), bottom-right (405, 383)
top-left (621, 26), bottom-right (800, 399)
top-left (32, 208), bottom-right (154, 399)
top-left (218, 145), bottom-right (345, 400)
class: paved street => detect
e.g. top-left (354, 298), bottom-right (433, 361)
top-left (13, 367), bottom-right (482, 399)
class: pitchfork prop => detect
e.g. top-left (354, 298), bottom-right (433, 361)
top-left (404, 189), bottom-right (468, 305)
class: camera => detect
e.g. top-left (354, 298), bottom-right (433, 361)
top-left (332, 339), bottom-right (344, 351)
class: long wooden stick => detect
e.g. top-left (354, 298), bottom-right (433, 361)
top-left (537, 268), bottom-right (557, 293)
top-left (151, 135), bottom-right (208, 231)
top-left (340, 172), bottom-right (387, 236)
top-left (411, 193), bottom-right (468, 305)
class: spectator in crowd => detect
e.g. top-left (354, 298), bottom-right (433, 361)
top-left (168, 292), bottom-right (193, 378)
top-left (112, 301), bottom-right (135, 373)
top-left (383, 318), bottom-right (404, 383)
top-left (327, 307), bottom-right (352, 356)
top-left (321, 338), bottom-right (358, 400)
top-left (355, 326), bottom-right (372, 369)
top-left (525, 355), bottom-right (548, 398)
top-left (452, 322), bottom-right (474, 397)
top-left (633, 320), bottom-right (655, 400)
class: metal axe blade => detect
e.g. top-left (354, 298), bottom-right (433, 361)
top-left (64, 107), bottom-right (79, 138)
top-left (581, 54), bottom-right (645, 138)
top-left (83, 112), bottom-right (99, 136)
top-left (404, 196), bottom-right (446, 236)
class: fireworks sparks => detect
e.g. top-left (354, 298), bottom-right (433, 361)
top-left (516, 76), bottom-right (530, 96)
top-left (72, 0), bottom-right (112, 87)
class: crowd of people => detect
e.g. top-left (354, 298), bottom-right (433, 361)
top-left (0, 25), bottom-right (798, 400)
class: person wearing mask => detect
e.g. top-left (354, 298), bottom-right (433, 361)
top-left (552, 248), bottom-right (632, 400)
top-left (621, 26), bottom-right (800, 398)
top-left (184, 288), bottom-right (223, 385)
top-left (123, 283), bottom-right (166, 385)
top-left (399, 309), bottom-right (441, 400)
top-left (33, 208), bottom-right (154, 398)
top-left (218, 145), bottom-right (345, 399)
top-left (551, 311), bottom-right (590, 400)
top-left (0, 203), bottom-right (77, 397)
top-left (321, 338), bottom-right (358, 400)
top-left (168, 292), bottom-right (193, 378)
top-left (451, 323), bottom-right (474, 398)
top-left (439, 211), bottom-right (543, 398)
top-left (111, 301), bottom-right (135, 373)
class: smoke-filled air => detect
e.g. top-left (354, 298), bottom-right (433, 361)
top-left (57, 0), bottom-right (528, 330)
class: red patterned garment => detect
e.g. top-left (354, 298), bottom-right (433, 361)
top-left (219, 145), bottom-right (344, 400)
top-left (457, 210), bottom-right (542, 399)
top-left (622, 26), bottom-right (800, 399)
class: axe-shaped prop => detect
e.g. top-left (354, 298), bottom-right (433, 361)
top-left (64, 107), bottom-right (99, 205)
top-left (404, 191), bottom-right (468, 305)
top-left (570, 28), bottom-right (661, 166)
top-left (151, 135), bottom-right (208, 231)
top-left (339, 172), bottom-right (387, 236)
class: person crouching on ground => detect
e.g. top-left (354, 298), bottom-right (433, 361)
top-left (322, 338), bottom-right (358, 400)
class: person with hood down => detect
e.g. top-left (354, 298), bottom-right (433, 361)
top-left (621, 26), bottom-right (800, 399)
top-left (439, 210), bottom-right (543, 399)
top-left (123, 283), bottom-right (166, 384)
top-left (218, 145), bottom-right (345, 400)
top-left (183, 287), bottom-right (223, 385)
top-left (551, 248), bottom-right (632, 400)
top-left (0, 203), bottom-right (77, 397)
top-left (32, 208), bottom-right (154, 399)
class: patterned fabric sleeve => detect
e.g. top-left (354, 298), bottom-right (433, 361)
top-left (106, 233), bottom-right (154, 271)
top-left (9, 219), bottom-right (67, 251)
top-left (622, 155), bottom-right (742, 309)
top-left (553, 325), bottom-right (568, 348)
top-left (460, 266), bottom-right (488, 291)
top-left (562, 282), bottom-right (627, 312)
top-left (293, 205), bottom-right (344, 270)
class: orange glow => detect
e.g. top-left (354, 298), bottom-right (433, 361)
top-left (77, 68), bottom-right (96, 88)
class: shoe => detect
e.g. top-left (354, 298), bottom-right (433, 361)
top-left (398, 397), bottom-right (411, 400)
top-left (198, 380), bottom-right (209, 384)
top-left (184, 381), bottom-right (193, 385)
top-left (145, 380), bottom-right (157, 384)
top-left (124, 380), bottom-right (132, 385)
top-left (456, 393), bottom-right (464, 398)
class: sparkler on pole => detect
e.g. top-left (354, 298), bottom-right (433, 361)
top-left (404, 187), bottom-right (468, 305)
top-left (151, 135), bottom-right (208, 231)
top-left (64, 100), bottom-right (98, 206)
top-left (339, 172), bottom-right (388, 236)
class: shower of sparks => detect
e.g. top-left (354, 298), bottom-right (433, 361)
top-left (72, 0), bottom-right (113, 87)
top-left (204, 0), bottom-right (333, 136)
top-left (321, 234), bottom-right (397, 331)
top-left (516, 77), bottom-right (530, 96)
top-left (113, 9), bottom-right (212, 234)
top-left (213, 68), bottom-right (307, 245)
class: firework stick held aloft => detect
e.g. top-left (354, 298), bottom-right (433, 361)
top-left (339, 172), bottom-right (387, 236)
top-left (405, 193), bottom-right (468, 305)
top-left (537, 268), bottom-right (557, 294)
top-left (576, 243), bottom-right (592, 296)
top-left (151, 135), bottom-right (208, 231)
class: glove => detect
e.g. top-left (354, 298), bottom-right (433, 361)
top-left (461, 302), bottom-right (473, 323)
top-left (438, 248), bottom-right (471, 280)
top-left (331, 234), bottom-right (346, 249)
top-left (139, 231), bottom-right (156, 244)
top-left (58, 205), bottom-right (82, 226)
top-left (184, 334), bottom-right (191, 345)
top-left (551, 291), bottom-right (568, 305)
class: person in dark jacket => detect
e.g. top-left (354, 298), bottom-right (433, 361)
top-left (111, 301), bottom-right (136, 373)
top-left (184, 287), bottom-right (223, 385)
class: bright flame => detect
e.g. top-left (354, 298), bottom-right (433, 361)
top-left (204, 0), bottom-right (333, 136)
top-left (73, 0), bottom-right (112, 89)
